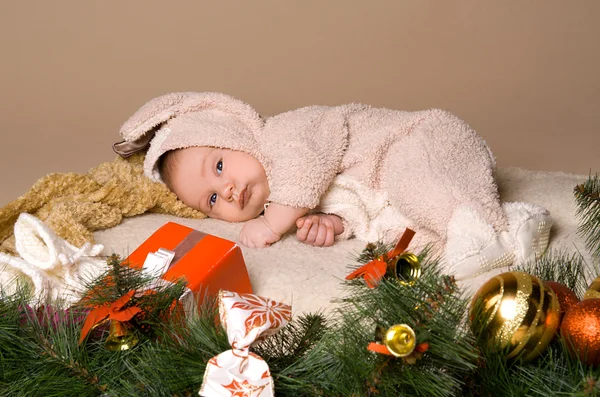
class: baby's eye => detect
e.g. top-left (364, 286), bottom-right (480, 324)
top-left (216, 160), bottom-right (223, 175)
top-left (210, 193), bottom-right (217, 207)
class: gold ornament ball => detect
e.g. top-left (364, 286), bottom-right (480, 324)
top-left (545, 281), bottom-right (580, 320)
top-left (584, 276), bottom-right (600, 300)
top-left (560, 298), bottom-right (600, 367)
top-left (469, 271), bottom-right (561, 362)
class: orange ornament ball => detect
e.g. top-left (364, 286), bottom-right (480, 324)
top-left (545, 281), bottom-right (580, 319)
top-left (560, 298), bottom-right (600, 367)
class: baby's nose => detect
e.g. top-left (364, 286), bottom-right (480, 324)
top-left (220, 182), bottom-right (235, 201)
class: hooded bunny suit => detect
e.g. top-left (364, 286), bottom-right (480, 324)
top-left (114, 92), bottom-right (552, 282)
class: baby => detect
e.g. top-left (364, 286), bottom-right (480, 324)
top-left (114, 92), bottom-right (552, 280)
top-left (158, 146), bottom-right (344, 248)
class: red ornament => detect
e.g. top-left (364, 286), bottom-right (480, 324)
top-left (560, 298), bottom-right (600, 367)
top-left (546, 281), bottom-right (580, 321)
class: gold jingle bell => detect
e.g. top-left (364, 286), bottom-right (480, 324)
top-left (584, 276), bottom-right (600, 300)
top-left (376, 324), bottom-right (417, 357)
top-left (469, 271), bottom-right (560, 362)
top-left (105, 320), bottom-right (139, 351)
top-left (388, 253), bottom-right (421, 286)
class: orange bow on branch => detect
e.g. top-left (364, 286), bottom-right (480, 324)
top-left (366, 323), bottom-right (430, 365)
top-left (79, 290), bottom-right (142, 344)
top-left (345, 228), bottom-right (416, 288)
top-left (367, 341), bottom-right (430, 356)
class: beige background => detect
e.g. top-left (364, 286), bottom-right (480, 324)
top-left (1, 1), bottom-right (598, 207)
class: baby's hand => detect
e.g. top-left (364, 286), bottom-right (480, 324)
top-left (295, 213), bottom-right (344, 247)
top-left (240, 217), bottom-right (282, 248)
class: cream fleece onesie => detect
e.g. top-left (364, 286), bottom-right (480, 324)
top-left (115, 92), bottom-right (552, 284)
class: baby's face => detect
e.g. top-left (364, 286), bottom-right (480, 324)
top-left (167, 147), bottom-right (269, 222)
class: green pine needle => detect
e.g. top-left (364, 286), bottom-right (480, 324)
top-left (515, 249), bottom-right (590, 297)
top-left (574, 173), bottom-right (600, 261)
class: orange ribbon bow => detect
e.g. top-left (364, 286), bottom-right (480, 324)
top-left (367, 341), bottom-right (430, 356)
top-left (79, 290), bottom-right (142, 344)
top-left (345, 228), bottom-right (416, 288)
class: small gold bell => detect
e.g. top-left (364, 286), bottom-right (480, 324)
top-left (382, 324), bottom-right (416, 357)
top-left (389, 253), bottom-right (421, 286)
top-left (105, 320), bottom-right (139, 351)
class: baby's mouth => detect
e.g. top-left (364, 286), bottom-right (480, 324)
top-left (239, 187), bottom-right (248, 209)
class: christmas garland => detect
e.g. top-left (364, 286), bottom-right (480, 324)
top-left (1, 175), bottom-right (599, 397)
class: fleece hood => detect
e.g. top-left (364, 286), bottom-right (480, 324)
top-left (113, 92), bottom-right (266, 183)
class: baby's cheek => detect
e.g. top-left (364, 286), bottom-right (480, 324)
top-left (246, 206), bottom-right (264, 221)
top-left (217, 207), bottom-right (253, 223)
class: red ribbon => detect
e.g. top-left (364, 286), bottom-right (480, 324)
top-left (345, 228), bottom-right (416, 288)
top-left (79, 290), bottom-right (142, 344)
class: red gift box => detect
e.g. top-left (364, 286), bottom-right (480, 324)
top-left (122, 222), bottom-right (252, 299)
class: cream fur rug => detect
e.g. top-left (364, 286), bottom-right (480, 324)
top-left (94, 167), bottom-right (593, 317)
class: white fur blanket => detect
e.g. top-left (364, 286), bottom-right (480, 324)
top-left (94, 167), bottom-right (592, 317)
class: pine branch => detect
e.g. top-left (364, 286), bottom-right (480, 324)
top-left (38, 329), bottom-right (106, 393)
top-left (3, 240), bottom-right (600, 396)
top-left (574, 173), bottom-right (600, 261)
top-left (304, 248), bottom-right (478, 397)
top-left (516, 249), bottom-right (589, 297)
top-left (0, 295), bottom-right (102, 396)
top-left (253, 313), bottom-right (329, 370)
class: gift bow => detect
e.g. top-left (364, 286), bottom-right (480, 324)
top-left (78, 290), bottom-right (142, 344)
top-left (199, 290), bottom-right (292, 397)
top-left (345, 228), bottom-right (416, 288)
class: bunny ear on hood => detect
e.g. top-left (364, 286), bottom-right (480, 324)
top-left (113, 92), bottom-right (266, 183)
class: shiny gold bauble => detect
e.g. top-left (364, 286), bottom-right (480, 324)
top-left (545, 281), bottom-right (580, 320)
top-left (584, 277), bottom-right (600, 300)
top-left (469, 271), bottom-right (561, 362)
top-left (388, 253), bottom-right (421, 286)
top-left (378, 324), bottom-right (417, 357)
top-left (105, 320), bottom-right (139, 351)
top-left (560, 298), bottom-right (600, 367)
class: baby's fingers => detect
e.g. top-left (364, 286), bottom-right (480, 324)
top-left (306, 221), bottom-right (321, 244)
top-left (296, 217), bottom-right (313, 242)
top-left (313, 223), bottom-right (329, 246)
top-left (323, 221), bottom-right (335, 246)
top-left (314, 218), bottom-right (335, 247)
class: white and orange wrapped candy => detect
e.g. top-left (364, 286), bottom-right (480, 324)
top-left (199, 290), bottom-right (292, 397)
